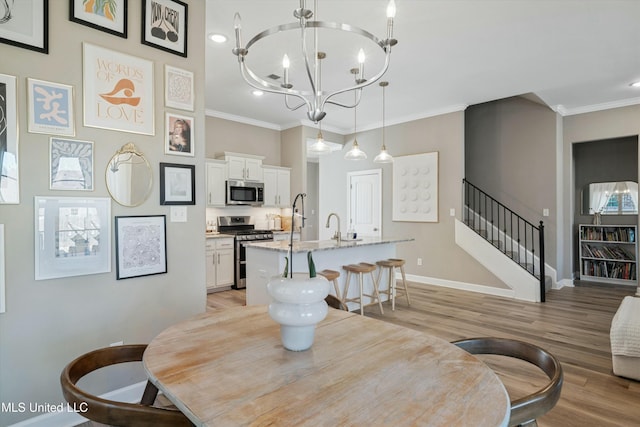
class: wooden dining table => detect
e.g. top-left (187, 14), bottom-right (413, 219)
top-left (143, 306), bottom-right (509, 427)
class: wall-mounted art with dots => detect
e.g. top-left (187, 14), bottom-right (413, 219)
top-left (392, 152), bottom-right (439, 222)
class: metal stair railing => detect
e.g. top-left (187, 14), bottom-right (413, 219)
top-left (462, 179), bottom-right (547, 302)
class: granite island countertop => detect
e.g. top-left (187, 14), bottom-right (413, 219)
top-left (244, 236), bottom-right (413, 253)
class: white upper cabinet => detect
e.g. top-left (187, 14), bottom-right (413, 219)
top-left (263, 166), bottom-right (291, 207)
top-left (219, 152), bottom-right (264, 182)
top-left (206, 159), bottom-right (227, 206)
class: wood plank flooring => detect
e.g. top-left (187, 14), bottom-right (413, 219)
top-left (207, 282), bottom-right (640, 427)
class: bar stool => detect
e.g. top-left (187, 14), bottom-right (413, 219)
top-left (318, 269), bottom-right (341, 302)
top-left (342, 263), bottom-right (384, 315)
top-left (376, 258), bottom-right (411, 311)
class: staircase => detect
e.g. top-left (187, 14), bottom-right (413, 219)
top-left (460, 179), bottom-right (552, 302)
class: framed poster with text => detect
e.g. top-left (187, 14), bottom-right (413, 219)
top-left (82, 43), bottom-right (154, 135)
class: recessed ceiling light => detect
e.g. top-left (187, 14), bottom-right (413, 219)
top-left (631, 81), bottom-right (640, 88)
top-left (209, 33), bottom-right (227, 43)
top-left (252, 90), bottom-right (264, 97)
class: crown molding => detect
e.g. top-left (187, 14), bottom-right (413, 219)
top-left (205, 109), bottom-right (283, 131)
top-left (552, 97), bottom-right (640, 116)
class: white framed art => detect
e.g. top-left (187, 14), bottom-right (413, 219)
top-left (392, 152), bottom-right (439, 222)
top-left (82, 43), bottom-right (154, 135)
top-left (165, 65), bottom-right (194, 111)
top-left (0, 224), bottom-right (5, 313)
top-left (0, 73), bottom-right (19, 204)
top-left (27, 78), bottom-right (75, 136)
top-left (50, 137), bottom-right (94, 190)
top-left (34, 196), bottom-right (111, 280)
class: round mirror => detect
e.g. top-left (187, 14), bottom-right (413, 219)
top-left (106, 143), bottom-right (153, 207)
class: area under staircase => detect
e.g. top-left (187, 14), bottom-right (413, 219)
top-left (457, 179), bottom-right (552, 302)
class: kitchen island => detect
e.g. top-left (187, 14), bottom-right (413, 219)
top-left (245, 237), bottom-right (413, 309)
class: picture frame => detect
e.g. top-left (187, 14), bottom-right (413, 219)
top-left (141, 0), bottom-right (188, 57)
top-left (159, 162), bottom-right (195, 205)
top-left (115, 215), bottom-right (167, 280)
top-left (0, 0), bottom-right (48, 54)
top-left (0, 224), bottom-right (5, 313)
top-left (34, 197), bottom-right (111, 280)
top-left (0, 73), bottom-right (19, 204)
top-left (50, 137), bottom-right (94, 191)
top-left (165, 112), bottom-right (194, 156)
top-left (27, 78), bottom-right (75, 136)
top-left (165, 65), bottom-right (194, 111)
top-left (82, 42), bottom-right (154, 135)
top-left (69, 0), bottom-right (128, 38)
top-left (392, 152), bottom-right (439, 223)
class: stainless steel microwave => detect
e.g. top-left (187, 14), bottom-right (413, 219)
top-left (226, 180), bottom-right (264, 206)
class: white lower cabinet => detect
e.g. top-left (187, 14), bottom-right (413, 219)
top-left (206, 237), bottom-right (234, 291)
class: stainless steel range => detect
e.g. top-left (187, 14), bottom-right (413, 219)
top-left (218, 216), bottom-right (273, 289)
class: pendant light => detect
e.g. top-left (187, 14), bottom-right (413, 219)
top-left (308, 121), bottom-right (331, 154)
top-left (344, 93), bottom-right (367, 160)
top-left (374, 81), bottom-right (393, 163)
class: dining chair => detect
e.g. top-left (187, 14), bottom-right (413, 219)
top-left (325, 294), bottom-right (348, 311)
top-left (60, 344), bottom-right (193, 427)
top-left (452, 337), bottom-right (563, 427)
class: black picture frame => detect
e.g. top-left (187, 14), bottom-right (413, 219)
top-left (115, 215), bottom-right (167, 280)
top-left (141, 0), bottom-right (188, 57)
top-left (0, 0), bottom-right (49, 54)
top-left (159, 162), bottom-right (195, 205)
top-left (69, 0), bottom-right (128, 39)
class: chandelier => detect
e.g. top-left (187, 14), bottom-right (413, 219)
top-left (232, 0), bottom-right (398, 123)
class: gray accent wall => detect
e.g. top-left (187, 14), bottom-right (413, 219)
top-left (465, 96), bottom-right (558, 269)
top-left (0, 3), bottom-right (206, 425)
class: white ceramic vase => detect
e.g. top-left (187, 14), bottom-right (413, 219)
top-left (267, 273), bottom-right (330, 351)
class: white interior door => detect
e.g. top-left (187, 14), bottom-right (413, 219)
top-left (347, 169), bottom-right (382, 237)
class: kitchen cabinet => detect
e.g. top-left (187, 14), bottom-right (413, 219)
top-left (206, 159), bottom-right (226, 206)
top-left (263, 166), bottom-right (290, 207)
top-left (219, 153), bottom-right (264, 182)
top-left (206, 237), bottom-right (234, 291)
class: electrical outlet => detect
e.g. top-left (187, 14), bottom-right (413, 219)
top-left (417, 258), bottom-right (423, 266)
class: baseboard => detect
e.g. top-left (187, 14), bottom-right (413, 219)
top-left (556, 278), bottom-right (574, 289)
top-left (7, 381), bottom-right (147, 427)
top-left (405, 273), bottom-right (516, 298)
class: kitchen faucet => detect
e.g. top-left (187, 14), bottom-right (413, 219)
top-left (326, 213), bottom-right (341, 243)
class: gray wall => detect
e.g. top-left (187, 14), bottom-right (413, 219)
top-left (318, 111), bottom-right (508, 288)
top-left (0, 2), bottom-right (206, 424)
top-left (561, 105), bottom-right (640, 280)
top-left (205, 116), bottom-right (281, 165)
top-left (465, 96), bottom-right (558, 269)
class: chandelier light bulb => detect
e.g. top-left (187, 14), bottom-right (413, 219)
top-left (282, 54), bottom-right (290, 69)
top-left (387, 0), bottom-right (397, 18)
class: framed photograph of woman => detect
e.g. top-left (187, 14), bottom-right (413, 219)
top-left (165, 112), bottom-right (193, 156)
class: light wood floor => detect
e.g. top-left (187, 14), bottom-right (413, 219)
top-left (207, 282), bottom-right (640, 427)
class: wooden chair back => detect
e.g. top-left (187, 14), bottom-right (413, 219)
top-left (452, 337), bottom-right (563, 427)
top-left (60, 344), bottom-right (193, 427)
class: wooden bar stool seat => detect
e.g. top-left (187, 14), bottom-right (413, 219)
top-left (376, 258), bottom-right (411, 311)
top-left (342, 263), bottom-right (384, 315)
top-left (318, 269), bottom-right (342, 302)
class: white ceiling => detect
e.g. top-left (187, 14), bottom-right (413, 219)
top-left (205, 0), bottom-right (640, 134)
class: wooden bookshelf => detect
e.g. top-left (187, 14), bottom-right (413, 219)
top-left (579, 224), bottom-right (637, 285)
